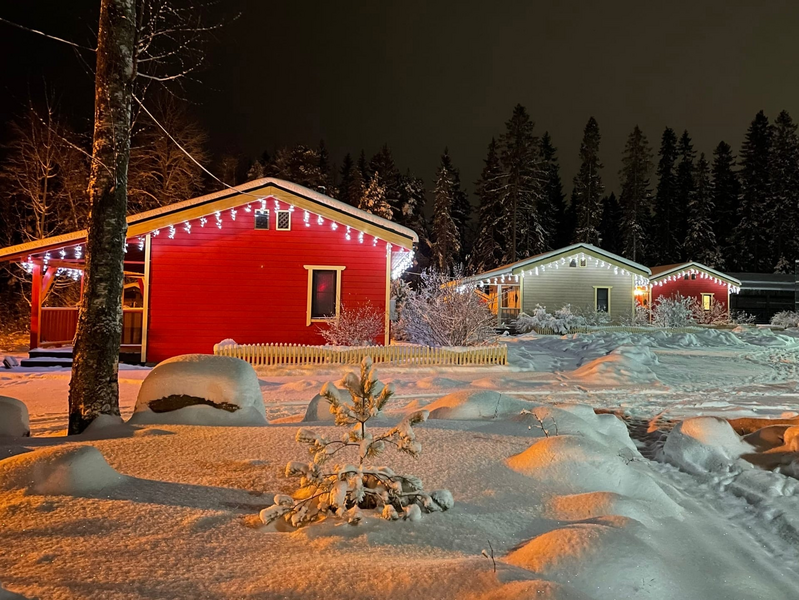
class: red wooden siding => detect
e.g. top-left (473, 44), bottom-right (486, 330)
top-left (146, 199), bottom-right (389, 362)
top-left (651, 273), bottom-right (730, 308)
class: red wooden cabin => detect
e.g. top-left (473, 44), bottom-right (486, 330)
top-left (0, 179), bottom-right (418, 363)
top-left (647, 262), bottom-right (742, 314)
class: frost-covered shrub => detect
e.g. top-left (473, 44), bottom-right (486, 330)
top-left (260, 357), bottom-right (452, 528)
top-left (620, 305), bottom-right (651, 326)
top-left (731, 311), bottom-right (757, 326)
top-left (318, 302), bottom-right (384, 346)
top-left (651, 294), bottom-right (699, 328)
top-left (692, 300), bottom-right (731, 325)
top-left (395, 268), bottom-right (496, 346)
top-left (770, 311), bottom-right (799, 328)
top-left (515, 304), bottom-right (585, 334)
top-left (573, 305), bottom-right (612, 327)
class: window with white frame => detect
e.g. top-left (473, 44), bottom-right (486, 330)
top-left (702, 293), bottom-right (714, 311)
top-left (304, 266), bottom-right (345, 324)
top-left (276, 210), bottom-right (291, 231)
top-left (595, 286), bottom-right (611, 313)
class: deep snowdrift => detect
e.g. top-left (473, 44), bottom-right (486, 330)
top-left (130, 354), bottom-right (267, 426)
top-left (0, 396), bottom-right (29, 437)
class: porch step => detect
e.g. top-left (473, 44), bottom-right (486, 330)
top-left (19, 356), bottom-right (74, 368)
top-left (20, 347), bottom-right (143, 368)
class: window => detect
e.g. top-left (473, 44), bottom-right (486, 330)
top-left (595, 286), bottom-right (611, 313)
top-left (304, 266), bottom-right (346, 325)
top-left (579, 257), bottom-right (587, 268)
top-left (702, 293), bottom-right (714, 311)
top-left (684, 274), bottom-right (689, 280)
top-left (276, 210), bottom-right (291, 231)
top-left (691, 273), bottom-right (697, 280)
top-left (569, 259), bottom-right (577, 268)
top-left (254, 209), bottom-right (270, 230)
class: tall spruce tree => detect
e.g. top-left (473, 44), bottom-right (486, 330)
top-left (599, 192), bottom-right (622, 255)
top-left (437, 149), bottom-right (471, 260)
top-left (571, 117), bottom-right (604, 245)
top-left (734, 110), bottom-right (774, 272)
top-left (471, 138), bottom-right (506, 273)
top-left (338, 153), bottom-right (358, 206)
top-left (618, 126), bottom-right (653, 262)
top-left (770, 110), bottom-right (799, 272)
top-left (431, 154), bottom-right (461, 271)
top-left (359, 173), bottom-right (393, 220)
top-left (540, 132), bottom-right (568, 248)
top-left (684, 154), bottom-right (722, 266)
top-left (317, 140), bottom-right (336, 197)
top-left (369, 144), bottom-right (402, 219)
top-left (499, 104), bottom-right (544, 261)
top-left (710, 141), bottom-right (739, 265)
top-left (651, 127), bottom-right (680, 264)
top-left (674, 131), bottom-right (696, 260)
top-left (397, 171), bottom-right (428, 243)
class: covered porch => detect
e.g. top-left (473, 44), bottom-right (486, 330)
top-left (15, 235), bottom-right (152, 364)
top-left (475, 277), bottom-right (521, 327)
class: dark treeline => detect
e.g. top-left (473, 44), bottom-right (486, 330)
top-left (2, 102), bottom-right (799, 281)
top-left (240, 105), bottom-right (799, 275)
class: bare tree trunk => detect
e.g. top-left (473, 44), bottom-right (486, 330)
top-left (68, 0), bottom-right (137, 434)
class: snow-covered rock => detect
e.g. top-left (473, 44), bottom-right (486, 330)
top-left (0, 396), bottom-right (29, 437)
top-left (129, 354), bottom-right (267, 426)
top-left (662, 417), bottom-right (753, 475)
top-left (0, 446), bottom-right (124, 495)
top-left (301, 393), bottom-right (336, 422)
top-left (425, 390), bottom-right (532, 420)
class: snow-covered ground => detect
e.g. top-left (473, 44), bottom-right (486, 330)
top-left (1, 328), bottom-right (799, 598)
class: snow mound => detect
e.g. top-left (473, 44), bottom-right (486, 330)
top-left (782, 426), bottom-right (799, 452)
top-left (570, 345), bottom-right (659, 384)
top-left (662, 417), bottom-right (753, 475)
top-left (505, 519), bottom-right (676, 600)
top-left (425, 391), bottom-right (532, 420)
top-left (478, 580), bottom-right (592, 600)
top-left (545, 491), bottom-right (664, 528)
top-left (302, 393), bottom-right (336, 422)
top-left (0, 445), bottom-right (124, 495)
top-left (130, 354), bottom-right (267, 426)
top-left (519, 404), bottom-right (637, 452)
top-left (0, 396), bottom-right (29, 437)
top-left (507, 435), bottom-right (681, 516)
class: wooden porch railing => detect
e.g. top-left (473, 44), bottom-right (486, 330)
top-left (214, 343), bottom-right (508, 367)
top-left (40, 307), bottom-right (144, 347)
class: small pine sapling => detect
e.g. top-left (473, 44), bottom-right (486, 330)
top-left (260, 357), bottom-right (453, 528)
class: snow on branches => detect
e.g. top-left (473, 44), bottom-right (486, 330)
top-left (317, 302), bottom-right (384, 346)
top-left (395, 268), bottom-right (496, 346)
top-left (260, 357), bottom-right (453, 528)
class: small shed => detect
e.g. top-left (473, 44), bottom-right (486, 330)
top-left (648, 262), bottom-right (741, 314)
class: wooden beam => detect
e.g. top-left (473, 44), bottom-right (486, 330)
top-left (140, 233), bottom-right (152, 364)
top-left (30, 263), bottom-right (42, 349)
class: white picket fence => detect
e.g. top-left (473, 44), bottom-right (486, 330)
top-left (213, 343), bottom-right (508, 367)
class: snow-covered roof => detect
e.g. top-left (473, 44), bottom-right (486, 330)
top-left (649, 262), bottom-right (741, 286)
top-left (0, 178), bottom-right (418, 261)
top-left (466, 243), bottom-right (651, 282)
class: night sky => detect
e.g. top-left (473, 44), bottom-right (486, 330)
top-left (2, 1), bottom-right (799, 195)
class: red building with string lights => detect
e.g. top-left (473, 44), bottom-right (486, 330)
top-left (0, 179), bottom-right (417, 364)
top-left (648, 262), bottom-right (742, 313)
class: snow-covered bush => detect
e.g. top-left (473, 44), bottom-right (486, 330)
top-left (730, 310), bottom-right (757, 326)
top-left (395, 268), bottom-right (496, 346)
top-left (770, 311), bottom-right (799, 328)
top-left (651, 294), bottom-right (699, 328)
top-left (318, 302), bottom-right (384, 346)
top-left (620, 304), bottom-right (651, 326)
top-left (573, 305), bottom-right (612, 327)
top-left (260, 357), bottom-right (452, 528)
top-left (514, 304), bottom-right (585, 334)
